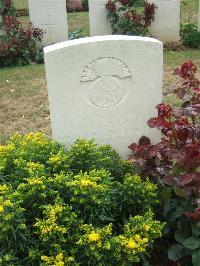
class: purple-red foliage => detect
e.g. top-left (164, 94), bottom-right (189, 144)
top-left (67, 0), bottom-right (83, 12)
top-left (129, 61), bottom-right (200, 221)
top-left (106, 0), bottom-right (116, 12)
top-left (106, 0), bottom-right (156, 34)
top-left (0, 0), bottom-right (43, 66)
top-left (144, 2), bottom-right (156, 26)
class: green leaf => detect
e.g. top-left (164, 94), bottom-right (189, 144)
top-left (183, 237), bottom-right (200, 250)
top-left (192, 224), bottom-right (200, 237)
top-left (192, 249), bottom-right (200, 266)
top-left (175, 231), bottom-right (189, 244)
top-left (140, 253), bottom-right (150, 266)
top-left (168, 244), bottom-right (184, 261)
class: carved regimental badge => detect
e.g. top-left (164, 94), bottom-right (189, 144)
top-left (80, 57), bottom-right (132, 109)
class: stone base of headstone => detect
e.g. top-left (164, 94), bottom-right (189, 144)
top-left (148, 0), bottom-right (181, 43)
top-left (28, 0), bottom-right (68, 46)
top-left (89, 0), bottom-right (112, 36)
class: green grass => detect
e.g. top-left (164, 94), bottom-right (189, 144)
top-left (181, 0), bottom-right (199, 23)
top-left (0, 64), bottom-right (50, 140)
top-left (13, 0), bottom-right (28, 10)
top-left (164, 50), bottom-right (200, 66)
top-left (68, 12), bottom-right (89, 36)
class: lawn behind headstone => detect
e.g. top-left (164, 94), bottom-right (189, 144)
top-left (0, 0), bottom-right (200, 142)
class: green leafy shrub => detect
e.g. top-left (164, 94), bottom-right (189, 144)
top-left (69, 28), bottom-right (84, 39)
top-left (82, 0), bottom-right (88, 11)
top-left (0, 0), bottom-right (43, 67)
top-left (180, 22), bottom-right (197, 39)
top-left (106, 0), bottom-right (156, 36)
top-left (181, 22), bottom-right (200, 49)
top-left (182, 31), bottom-right (200, 49)
top-left (0, 133), bottom-right (164, 265)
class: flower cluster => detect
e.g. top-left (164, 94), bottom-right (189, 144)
top-left (106, 0), bottom-right (156, 35)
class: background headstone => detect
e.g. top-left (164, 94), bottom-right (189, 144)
top-left (148, 0), bottom-right (181, 43)
top-left (28, 0), bottom-right (68, 46)
top-left (44, 36), bottom-right (163, 158)
top-left (89, 0), bottom-right (112, 36)
top-left (0, 15), bottom-right (5, 39)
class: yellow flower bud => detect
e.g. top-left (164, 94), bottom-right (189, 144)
top-left (88, 232), bottom-right (100, 242)
top-left (126, 239), bottom-right (136, 249)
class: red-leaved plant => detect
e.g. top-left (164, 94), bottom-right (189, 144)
top-left (67, 0), bottom-right (83, 12)
top-left (129, 61), bottom-right (200, 264)
top-left (106, 0), bottom-right (156, 36)
top-left (0, 0), bottom-right (43, 66)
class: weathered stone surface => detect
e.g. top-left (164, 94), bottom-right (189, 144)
top-left (148, 0), bottom-right (181, 43)
top-left (0, 15), bottom-right (5, 37)
top-left (28, 0), bottom-right (68, 46)
top-left (89, 0), bottom-right (112, 36)
top-left (44, 36), bottom-right (163, 158)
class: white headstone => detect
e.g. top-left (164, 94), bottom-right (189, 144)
top-left (28, 0), bottom-right (68, 46)
top-left (44, 36), bottom-right (163, 158)
top-left (89, 0), bottom-right (112, 36)
top-left (0, 15), bottom-right (5, 38)
top-left (148, 0), bottom-right (180, 43)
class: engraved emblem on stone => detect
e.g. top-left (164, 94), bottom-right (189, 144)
top-left (80, 57), bottom-right (132, 109)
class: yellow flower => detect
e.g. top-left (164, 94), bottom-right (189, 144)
top-left (146, 183), bottom-right (156, 190)
top-left (126, 239), bottom-right (136, 249)
top-left (0, 185), bottom-right (9, 195)
top-left (4, 200), bottom-right (12, 207)
top-left (48, 155), bottom-right (61, 165)
top-left (0, 144), bottom-right (15, 154)
top-left (80, 179), bottom-right (92, 187)
top-left (143, 224), bottom-right (150, 231)
top-left (56, 253), bottom-right (64, 261)
top-left (55, 262), bottom-right (64, 266)
top-left (55, 253), bottom-right (65, 266)
top-left (28, 179), bottom-right (44, 185)
top-left (134, 234), bottom-right (142, 243)
top-left (88, 232), bottom-right (100, 242)
top-left (41, 226), bottom-right (50, 235)
top-left (0, 205), bottom-right (4, 213)
top-left (143, 238), bottom-right (148, 243)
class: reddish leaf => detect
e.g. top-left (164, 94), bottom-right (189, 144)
top-left (180, 173), bottom-right (200, 186)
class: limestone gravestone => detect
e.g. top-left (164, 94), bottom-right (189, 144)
top-left (148, 0), bottom-right (180, 43)
top-left (0, 15), bottom-right (5, 39)
top-left (28, 0), bottom-right (68, 46)
top-left (89, 0), bottom-right (112, 36)
top-left (44, 36), bottom-right (163, 158)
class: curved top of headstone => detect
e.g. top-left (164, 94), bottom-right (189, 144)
top-left (44, 34), bottom-right (163, 158)
top-left (44, 35), bottom-right (163, 54)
